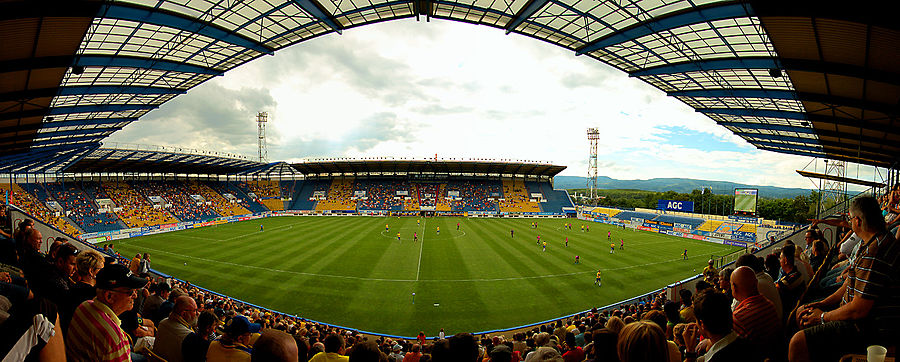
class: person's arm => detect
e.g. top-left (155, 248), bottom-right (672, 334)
top-left (808, 218), bottom-right (850, 228)
top-left (681, 323), bottom-right (701, 362)
top-left (800, 296), bottom-right (874, 328)
top-left (797, 278), bottom-right (848, 324)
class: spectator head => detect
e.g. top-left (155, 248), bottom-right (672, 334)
top-left (251, 329), bottom-right (299, 362)
top-left (693, 289), bottom-right (732, 338)
top-left (22, 228), bottom-right (42, 252)
top-left (448, 333), bottom-right (478, 361)
top-left (225, 315), bottom-right (260, 345)
top-left (533, 332), bottom-right (550, 347)
top-left (197, 310), bottom-right (219, 336)
top-left (812, 240), bottom-right (827, 257)
top-left (528, 347), bottom-right (563, 361)
top-left (590, 328), bottom-right (618, 362)
top-left (672, 323), bottom-right (686, 347)
top-left (764, 253), bottom-right (780, 274)
top-left (780, 244), bottom-right (796, 271)
top-left (663, 301), bottom-right (681, 324)
top-left (679, 289), bottom-right (693, 307)
top-left (348, 340), bottom-right (386, 362)
top-left (155, 281), bottom-right (171, 297)
top-left (694, 280), bottom-right (712, 293)
top-left (143, 253), bottom-right (150, 259)
top-left (718, 267), bottom-right (733, 292)
top-left (730, 266), bottom-right (759, 302)
top-left (736, 254), bottom-right (763, 272)
top-left (75, 249), bottom-right (105, 280)
top-left (849, 196), bottom-right (886, 234)
top-left (172, 295), bottom-right (199, 325)
top-left (95, 264), bottom-right (149, 315)
top-left (53, 243), bottom-right (78, 277)
top-left (489, 344), bottom-right (511, 362)
top-left (642, 310), bottom-right (667, 331)
top-left (564, 331), bottom-right (577, 349)
top-left (605, 316), bottom-right (625, 334)
top-left (48, 238), bottom-right (66, 259)
top-left (616, 321), bottom-right (668, 362)
top-left (323, 332), bottom-right (345, 354)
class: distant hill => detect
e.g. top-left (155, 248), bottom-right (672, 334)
top-left (553, 175), bottom-right (812, 199)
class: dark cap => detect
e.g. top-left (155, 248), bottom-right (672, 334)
top-left (225, 315), bottom-right (261, 336)
top-left (96, 264), bottom-right (148, 290)
top-left (490, 345), bottom-right (512, 357)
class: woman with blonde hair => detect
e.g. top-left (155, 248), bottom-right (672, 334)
top-left (616, 321), bottom-right (669, 362)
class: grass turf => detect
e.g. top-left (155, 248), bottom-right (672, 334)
top-left (115, 216), bottom-right (740, 336)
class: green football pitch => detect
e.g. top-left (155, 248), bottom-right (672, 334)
top-left (114, 216), bottom-right (740, 336)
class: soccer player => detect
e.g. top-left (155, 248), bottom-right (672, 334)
top-left (574, 255), bottom-right (579, 264)
top-left (682, 248), bottom-right (688, 260)
top-left (436, 226), bottom-right (440, 235)
top-left (595, 270), bottom-right (602, 286)
top-left (386, 224), bottom-right (389, 232)
top-left (510, 229), bottom-right (514, 238)
top-left (414, 232), bottom-right (418, 243)
top-left (456, 222), bottom-right (460, 231)
top-left (417, 219), bottom-right (420, 226)
top-left (581, 225), bottom-right (585, 232)
top-left (536, 235), bottom-right (541, 246)
top-left (260, 224), bottom-right (263, 232)
top-left (542, 241), bottom-right (547, 252)
top-left (586, 225), bottom-right (590, 232)
top-left (565, 237), bottom-right (568, 247)
top-left (619, 239), bottom-right (624, 250)
top-left (607, 231), bottom-right (611, 241)
top-left (610, 243), bottom-right (615, 254)
top-left (397, 232), bottom-right (401, 243)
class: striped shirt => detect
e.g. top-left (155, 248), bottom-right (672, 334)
top-left (732, 294), bottom-right (780, 347)
top-left (66, 299), bottom-right (132, 362)
top-left (842, 231), bottom-right (900, 338)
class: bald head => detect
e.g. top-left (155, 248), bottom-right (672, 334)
top-left (730, 266), bottom-right (758, 301)
top-left (252, 329), bottom-right (299, 362)
top-left (173, 296), bottom-right (199, 324)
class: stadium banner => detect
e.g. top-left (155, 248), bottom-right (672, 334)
top-left (447, 191), bottom-right (460, 197)
top-left (657, 200), bottom-right (694, 212)
top-left (723, 239), bottom-right (748, 247)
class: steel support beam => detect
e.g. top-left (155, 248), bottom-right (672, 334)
top-left (290, 0), bottom-right (343, 34)
top-left (577, 1), bottom-right (751, 55)
top-left (505, 0), bottom-right (549, 34)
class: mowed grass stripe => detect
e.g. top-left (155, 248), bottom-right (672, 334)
top-left (115, 216), bottom-right (742, 336)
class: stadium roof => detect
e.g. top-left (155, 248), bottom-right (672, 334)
top-left (292, 159), bottom-right (566, 177)
top-left (0, 143), bottom-right (265, 175)
top-left (2, 0), bottom-right (898, 172)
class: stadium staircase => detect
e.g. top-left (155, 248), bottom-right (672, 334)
top-left (280, 180), bottom-right (302, 210)
top-left (43, 182), bottom-right (122, 233)
top-left (435, 184), bottom-right (451, 211)
top-left (208, 181), bottom-right (268, 213)
top-left (102, 181), bottom-right (178, 228)
top-left (288, 180), bottom-right (326, 210)
top-left (235, 181), bottom-right (283, 211)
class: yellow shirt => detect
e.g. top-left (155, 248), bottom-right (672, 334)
top-left (309, 351), bottom-right (350, 362)
top-left (206, 339), bottom-right (252, 362)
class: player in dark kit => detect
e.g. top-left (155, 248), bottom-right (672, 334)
top-left (682, 249), bottom-right (688, 260)
top-left (510, 229), bottom-right (514, 238)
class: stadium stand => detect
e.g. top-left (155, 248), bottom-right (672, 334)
top-left (532, 181), bottom-right (573, 214)
top-left (315, 179), bottom-right (357, 211)
top-left (654, 215), bottom-right (706, 229)
top-left (207, 181), bottom-right (268, 213)
top-left (103, 181), bottom-right (179, 228)
top-left (612, 210), bottom-right (659, 222)
top-left (435, 184), bottom-right (452, 211)
top-left (499, 180), bottom-right (540, 212)
top-left (416, 183), bottom-right (440, 208)
top-left (279, 179), bottom-right (301, 210)
top-left (2, 183), bottom-right (81, 236)
top-left (146, 181), bottom-right (221, 222)
top-left (43, 182), bottom-right (122, 233)
top-left (696, 220), bottom-right (724, 233)
top-left (356, 179), bottom-right (407, 211)
top-left (592, 207), bottom-right (623, 218)
top-left (185, 181), bottom-right (251, 217)
top-left (446, 180), bottom-right (500, 212)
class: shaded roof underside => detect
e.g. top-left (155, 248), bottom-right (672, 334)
top-left (292, 160), bottom-right (566, 177)
top-left (1, 0), bottom-right (897, 174)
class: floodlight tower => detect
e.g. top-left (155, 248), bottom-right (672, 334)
top-left (256, 112), bottom-right (268, 163)
top-left (587, 128), bottom-right (600, 200)
top-left (819, 159), bottom-right (848, 216)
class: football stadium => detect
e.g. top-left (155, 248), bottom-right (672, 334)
top-left (2, 1), bottom-right (900, 362)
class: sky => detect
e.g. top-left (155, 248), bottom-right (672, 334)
top-left (106, 18), bottom-right (881, 190)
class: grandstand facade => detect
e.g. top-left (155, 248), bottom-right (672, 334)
top-left (2, 156), bottom-right (576, 242)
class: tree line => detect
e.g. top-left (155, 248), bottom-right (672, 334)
top-left (570, 188), bottom-right (821, 224)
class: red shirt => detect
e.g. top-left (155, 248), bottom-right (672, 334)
top-left (562, 346), bottom-right (584, 362)
top-left (732, 294), bottom-right (780, 347)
